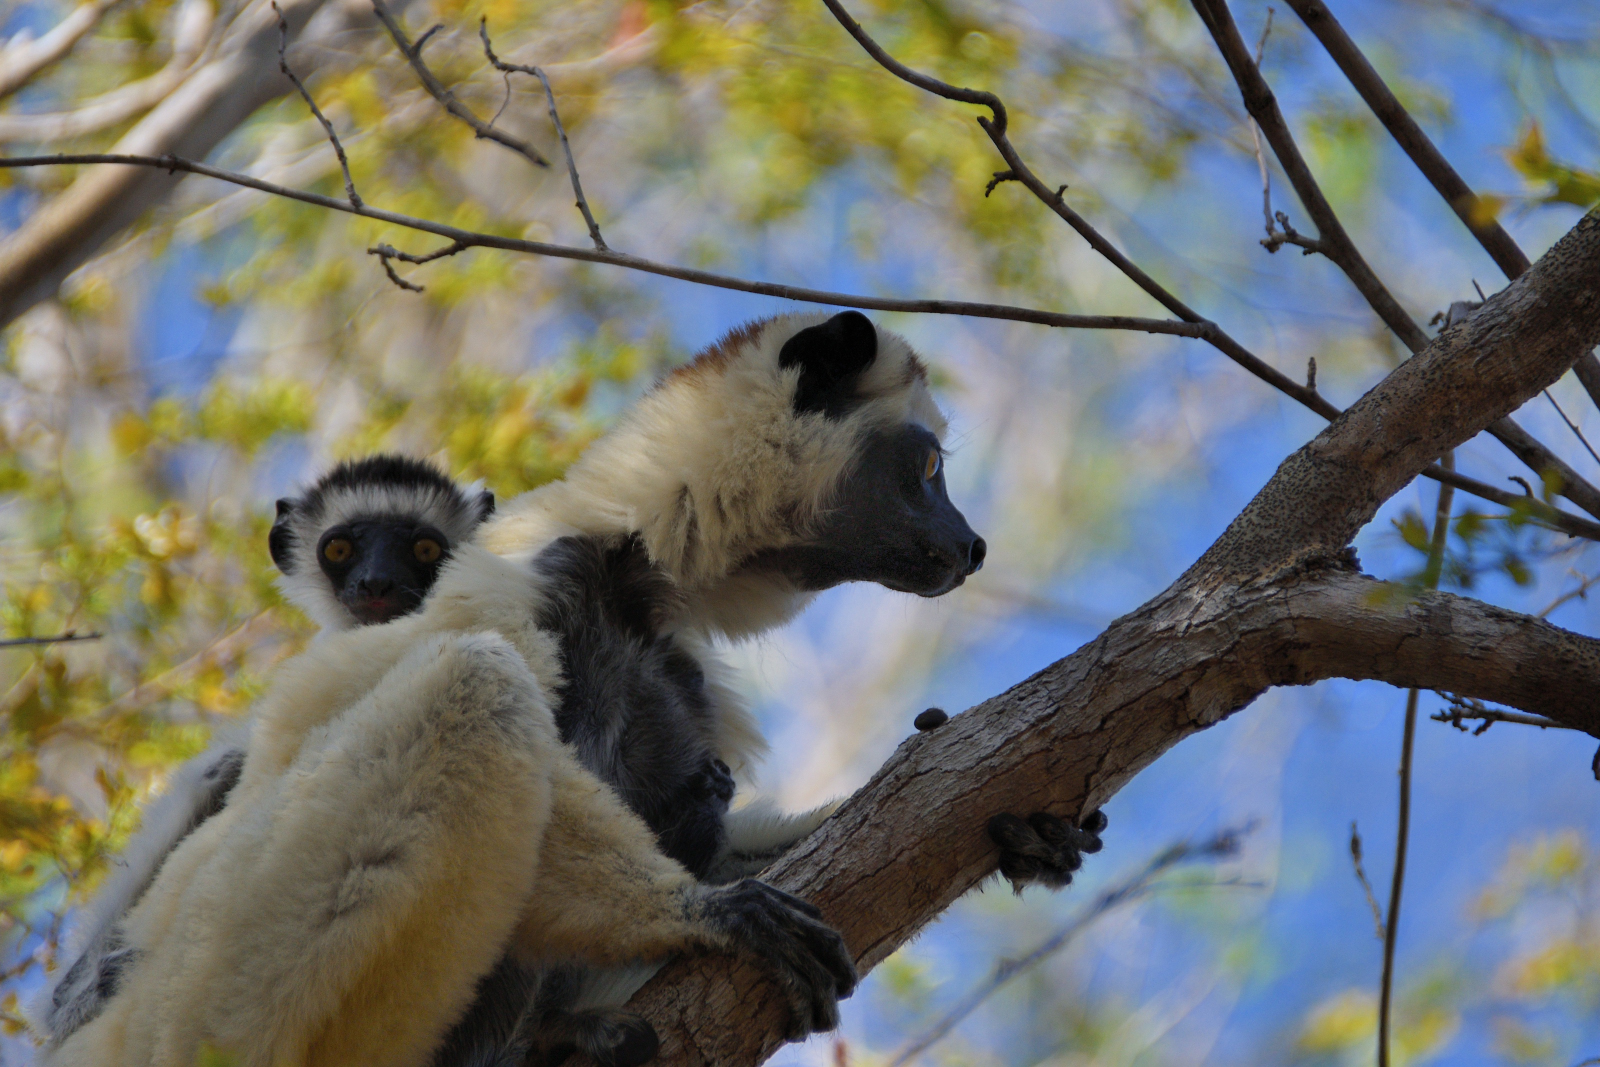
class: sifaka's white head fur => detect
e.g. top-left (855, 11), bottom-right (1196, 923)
top-left (479, 312), bottom-right (948, 638)
top-left (271, 455), bottom-right (493, 632)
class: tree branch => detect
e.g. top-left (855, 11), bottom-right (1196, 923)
top-left (0, 152), bottom-right (1217, 339)
top-left (0, 631), bottom-right (103, 649)
top-left (478, 21), bottom-right (605, 250)
top-left (369, 0), bottom-right (549, 170)
top-left (274, 1), bottom-right (359, 208)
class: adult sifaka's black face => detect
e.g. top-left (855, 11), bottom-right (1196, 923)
top-left (751, 424), bottom-right (985, 597)
top-left (317, 519), bottom-right (448, 625)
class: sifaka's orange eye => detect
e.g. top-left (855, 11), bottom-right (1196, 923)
top-left (323, 538), bottom-right (353, 563)
top-left (413, 538), bottom-right (443, 564)
top-left (924, 449), bottom-right (941, 481)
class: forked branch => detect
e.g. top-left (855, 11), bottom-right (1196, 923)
top-left (370, 0), bottom-right (549, 170)
top-left (478, 20), bottom-right (606, 250)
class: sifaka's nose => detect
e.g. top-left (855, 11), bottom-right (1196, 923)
top-left (356, 577), bottom-right (394, 598)
top-left (966, 537), bottom-right (986, 574)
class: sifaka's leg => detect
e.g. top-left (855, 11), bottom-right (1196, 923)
top-left (50, 631), bottom-right (558, 1067)
top-left (511, 763), bottom-right (858, 1041)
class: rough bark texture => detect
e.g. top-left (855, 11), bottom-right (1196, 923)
top-left (600, 211), bottom-right (1600, 1067)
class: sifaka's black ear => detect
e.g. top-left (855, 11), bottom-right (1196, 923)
top-left (778, 310), bottom-right (878, 416)
top-left (476, 489), bottom-right (496, 522)
top-left (268, 499), bottom-right (298, 574)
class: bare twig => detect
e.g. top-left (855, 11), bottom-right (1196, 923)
top-left (367, 239), bottom-right (465, 291)
top-left (0, 631), bottom-right (103, 649)
top-left (1281, 0), bottom-right (1600, 415)
top-left (6, 150), bottom-right (1598, 544)
top-left (886, 827), bottom-right (1248, 1067)
top-left (273, 2), bottom-right (360, 209)
top-left (373, 250), bottom-right (425, 292)
top-left (1543, 388), bottom-right (1600, 468)
top-left (1247, 8), bottom-right (1278, 242)
top-left (1380, 457), bottom-right (1454, 1067)
top-left (370, 0), bottom-right (549, 170)
top-left (819, 0), bottom-right (1331, 416)
top-left (1192, 0), bottom-right (1600, 524)
top-left (1262, 209), bottom-right (1324, 255)
top-left (479, 20), bottom-right (605, 250)
top-left (0, 152), bottom-right (1211, 337)
top-left (1431, 693), bottom-right (1591, 737)
top-left (1538, 571), bottom-right (1600, 618)
top-left (1347, 822), bottom-right (1386, 940)
top-left (1379, 688), bottom-right (1417, 1067)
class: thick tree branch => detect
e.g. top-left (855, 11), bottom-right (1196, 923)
top-left (620, 565), bottom-right (1600, 1067)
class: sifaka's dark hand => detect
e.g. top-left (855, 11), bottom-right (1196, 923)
top-left (987, 809), bottom-right (1108, 893)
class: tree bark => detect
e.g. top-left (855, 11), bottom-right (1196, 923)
top-left (609, 210), bottom-right (1600, 1067)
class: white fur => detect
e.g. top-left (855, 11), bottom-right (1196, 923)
top-left (46, 548), bottom-right (710, 1067)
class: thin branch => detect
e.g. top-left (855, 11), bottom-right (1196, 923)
top-left (886, 828), bottom-right (1247, 1067)
top-left (1246, 8), bottom-right (1279, 243)
top-left (370, 0), bottom-right (549, 170)
top-left (479, 20), bottom-right (606, 250)
top-left (1347, 822), bottom-right (1386, 940)
top-left (0, 631), bottom-right (103, 649)
top-left (1431, 695), bottom-right (1575, 735)
top-left (818, 0), bottom-right (1330, 416)
top-left (372, 249), bottom-right (425, 291)
top-left (814, 0), bottom-right (1007, 136)
top-left (1192, 0), bottom-right (1600, 524)
top-left (1280, 0), bottom-right (1600, 415)
top-left (1538, 570), bottom-right (1600, 618)
top-left (0, 152), bottom-right (1211, 338)
top-left (273, 2), bottom-right (360, 209)
top-left (1380, 457), bottom-right (1453, 1067)
top-left (1379, 687), bottom-right (1417, 1067)
top-left (1543, 388), bottom-right (1600, 468)
top-left (367, 239), bottom-right (465, 290)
